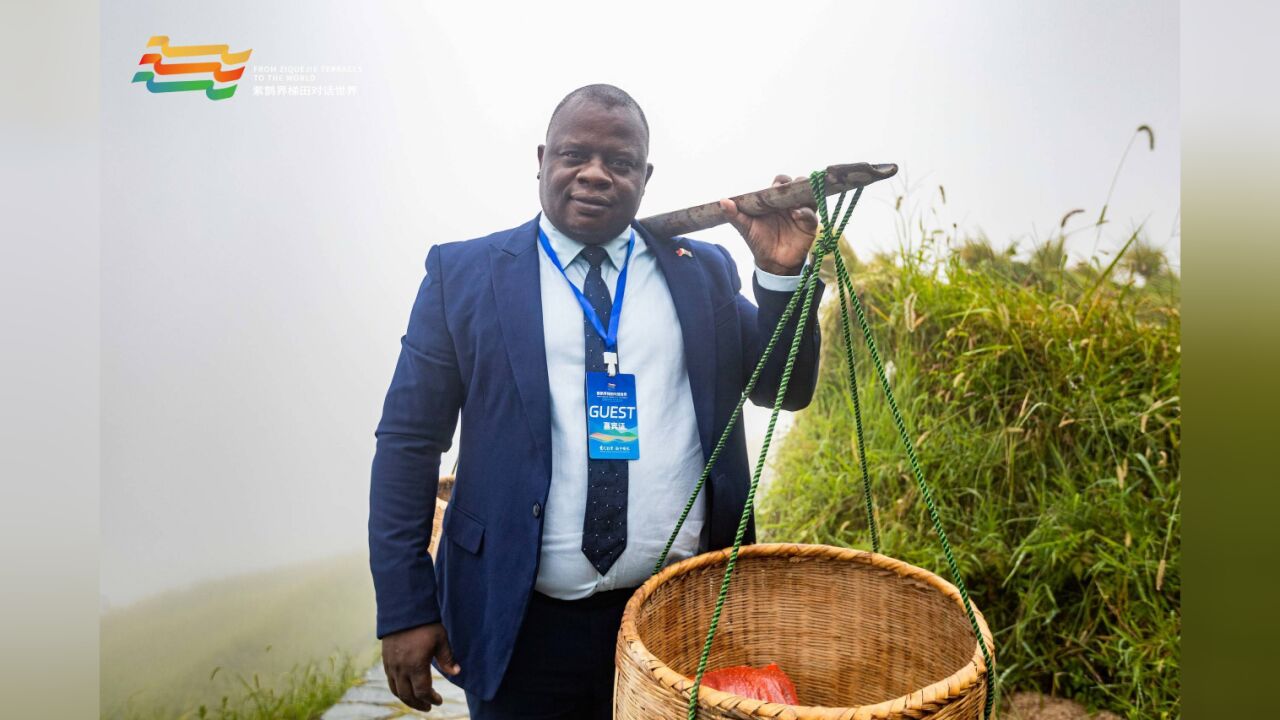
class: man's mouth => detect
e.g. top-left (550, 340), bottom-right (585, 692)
top-left (570, 195), bottom-right (612, 208)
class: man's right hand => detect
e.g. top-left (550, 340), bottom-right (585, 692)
top-left (382, 622), bottom-right (462, 712)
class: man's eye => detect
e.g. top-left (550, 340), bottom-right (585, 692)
top-left (563, 150), bottom-right (586, 160)
top-left (611, 159), bottom-right (636, 169)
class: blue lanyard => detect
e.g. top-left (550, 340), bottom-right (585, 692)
top-left (537, 227), bottom-right (634, 353)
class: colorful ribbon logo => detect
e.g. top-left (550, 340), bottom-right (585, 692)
top-left (131, 36), bottom-right (253, 101)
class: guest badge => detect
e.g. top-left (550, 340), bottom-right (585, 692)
top-left (586, 371), bottom-right (640, 460)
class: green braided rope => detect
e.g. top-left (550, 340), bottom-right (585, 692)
top-left (840, 266), bottom-right (997, 717)
top-left (683, 234), bottom-right (834, 720)
top-left (653, 256), bottom-right (818, 574)
top-left (654, 183), bottom-right (859, 574)
top-left (831, 233), bottom-right (880, 552)
top-left (821, 192), bottom-right (996, 717)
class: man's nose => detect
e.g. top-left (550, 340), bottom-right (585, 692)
top-left (576, 157), bottom-right (612, 188)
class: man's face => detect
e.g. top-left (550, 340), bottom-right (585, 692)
top-left (538, 99), bottom-right (654, 245)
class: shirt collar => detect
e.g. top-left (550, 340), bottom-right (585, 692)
top-left (538, 213), bottom-right (639, 271)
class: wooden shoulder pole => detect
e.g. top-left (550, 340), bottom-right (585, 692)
top-left (637, 162), bottom-right (898, 239)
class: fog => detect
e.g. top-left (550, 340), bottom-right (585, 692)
top-left (100, 0), bottom-right (1179, 607)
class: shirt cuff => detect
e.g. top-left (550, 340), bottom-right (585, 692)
top-left (754, 264), bottom-right (806, 292)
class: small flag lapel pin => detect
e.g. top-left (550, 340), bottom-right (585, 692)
top-left (676, 247), bottom-right (693, 258)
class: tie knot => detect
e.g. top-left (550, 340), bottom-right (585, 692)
top-left (579, 245), bottom-right (610, 269)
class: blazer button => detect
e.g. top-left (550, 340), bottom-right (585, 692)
top-left (532, 502), bottom-right (542, 518)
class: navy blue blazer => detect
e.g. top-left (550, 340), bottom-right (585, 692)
top-left (369, 215), bottom-right (823, 701)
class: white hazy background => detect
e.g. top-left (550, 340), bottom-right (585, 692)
top-left (100, 1), bottom-right (1179, 608)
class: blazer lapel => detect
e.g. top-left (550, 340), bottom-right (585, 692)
top-left (490, 217), bottom-right (552, 478)
top-left (636, 222), bottom-right (716, 458)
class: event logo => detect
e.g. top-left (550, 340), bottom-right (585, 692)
top-left (131, 36), bottom-right (253, 101)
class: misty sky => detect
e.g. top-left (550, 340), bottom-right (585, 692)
top-left (100, 1), bottom-right (1179, 607)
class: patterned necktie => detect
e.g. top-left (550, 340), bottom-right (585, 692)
top-left (578, 245), bottom-right (628, 576)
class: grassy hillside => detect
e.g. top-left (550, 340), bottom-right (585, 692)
top-left (760, 229), bottom-right (1180, 718)
top-left (101, 553), bottom-right (379, 719)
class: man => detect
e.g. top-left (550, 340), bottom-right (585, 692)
top-left (369, 84), bottom-right (823, 719)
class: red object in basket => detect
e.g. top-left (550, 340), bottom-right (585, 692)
top-left (701, 663), bottom-right (800, 704)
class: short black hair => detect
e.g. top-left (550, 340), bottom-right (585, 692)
top-left (547, 84), bottom-right (649, 147)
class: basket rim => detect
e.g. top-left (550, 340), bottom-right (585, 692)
top-left (617, 542), bottom-right (994, 720)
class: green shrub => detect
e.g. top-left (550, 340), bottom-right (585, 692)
top-left (760, 231), bottom-right (1180, 718)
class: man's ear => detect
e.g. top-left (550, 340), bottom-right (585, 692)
top-left (537, 144), bottom-right (545, 167)
top-left (645, 162), bottom-right (655, 184)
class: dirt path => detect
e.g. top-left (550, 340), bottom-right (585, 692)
top-left (1001, 692), bottom-right (1122, 720)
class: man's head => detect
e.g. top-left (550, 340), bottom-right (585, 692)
top-left (538, 84), bottom-right (654, 245)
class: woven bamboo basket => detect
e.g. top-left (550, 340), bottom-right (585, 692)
top-left (427, 475), bottom-right (454, 560)
top-left (615, 543), bottom-right (994, 720)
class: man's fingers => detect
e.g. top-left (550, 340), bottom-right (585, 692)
top-left (391, 668), bottom-right (431, 711)
top-left (434, 637), bottom-right (462, 676)
top-left (792, 207), bottom-right (819, 233)
top-left (773, 174), bottom-right (793, 187)
top-left (718, 198), bottom-right (751, 235)
top-left (409, 666), bottom-right (443, 710)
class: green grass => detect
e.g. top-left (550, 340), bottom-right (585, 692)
top-left (153, 652), bottom-right (364, 720)
top-left (102, 553), bottom-right (379, 719)
top-left (760, 210), bottom-right (1180, 717)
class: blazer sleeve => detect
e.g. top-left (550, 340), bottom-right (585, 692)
top-left (369, 244), bottom-right (464, 638)
top-left (714, 245), bottom-right (825, 411)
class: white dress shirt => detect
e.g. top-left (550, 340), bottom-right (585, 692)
top-left (533, 214), bottom-right (801, 599)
